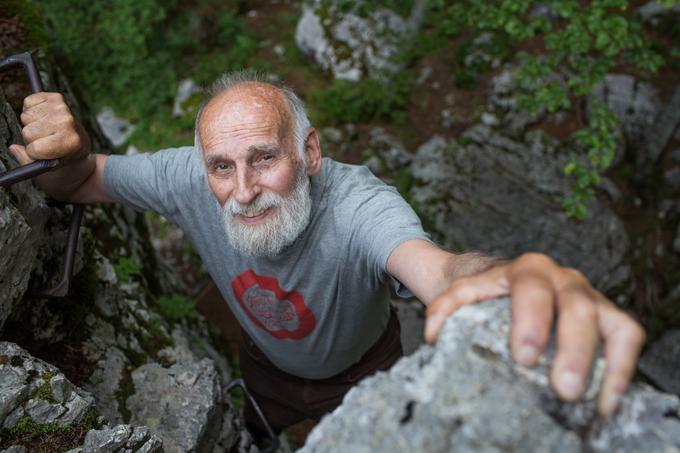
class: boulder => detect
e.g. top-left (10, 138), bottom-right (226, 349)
top-left (295, 0), bottom-right (425, 81)
top-left (300, 298), bottom-right (680, 452)
top-left (639, 329), bottom-right (680, 397)
top-left (0, 342), bottom-right (97, 450)
top-left (409, 127), bottom-right (630, 292)
top-left (590, 74), bottom-right (662, 165)
top-left (126, 359), bottom-right (223, 453)
top-left (65, 425), bottom-right (163, 452)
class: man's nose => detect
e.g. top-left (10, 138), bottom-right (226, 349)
top-left (233, 167), bottom-right (259, 204)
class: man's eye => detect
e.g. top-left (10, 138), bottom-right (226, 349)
top-left (214, 163), bottom-right (230, 171)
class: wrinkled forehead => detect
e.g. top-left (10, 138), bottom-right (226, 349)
top-left (199, 83), bottom-right (293, 143)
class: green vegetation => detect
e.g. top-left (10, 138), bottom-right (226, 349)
top-left (311, 71), bottom-right (413, 125)
top-left (156, 293), bottom-right (200, 323)
top-left (0, 407), bottom-right (96, 449)
top-left (34, 371), bottom-right (56, 403)
top-left (425, 0), bottom-right (670, 218)
top-left (113, 254), bottom-right (143, 283)
top-left (39, 0), bottom-right (260, 150)
top-left (0, 0), bottom-right (48, 50)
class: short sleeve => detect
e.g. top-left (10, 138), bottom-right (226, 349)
top-left (343, 167), bottom-right (431, 297)
top-left (103, 147), bottom-right (197, 220)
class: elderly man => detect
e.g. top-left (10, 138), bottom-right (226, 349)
top-left (10, 72), bottom-right (644, 440)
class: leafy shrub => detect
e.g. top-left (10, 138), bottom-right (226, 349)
top-left (427, 0), bottom-right (670, 218)
top-left (311, 71), bottom-right (413, 125)
top-left (156, 293), bottom-right (199, 322)
top-left (113, 255), bottom-right (142, 283)
top-left (39, 0), bottom-right (257, 147)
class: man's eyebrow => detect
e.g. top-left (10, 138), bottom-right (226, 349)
top-left (247, 144), bottom-right (281, 155)
top-left (205, 154), bottom-right (228, 167)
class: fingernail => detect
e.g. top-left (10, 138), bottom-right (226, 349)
top-left (557, 371), bottom-right (584, 400)
top-left (516, 345), bottom-right (538, 366)
top-left (599, 392), bottom-right (621, 416)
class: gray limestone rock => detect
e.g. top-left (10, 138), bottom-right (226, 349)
top-left (1, 446), bottom-right (27, 453)
top-left (50, 374), bottom-right (74, 403)
top-left (0, 342), bottom-right (96, 431)
top-left (300, 298), bottom-right (680, 452)
top-left (295, 0), bottom-right (424, 81)
top-left (67, 424), bottom-right (163, 453)
top-left (639, 329), bottom-right (680, 396)
top-left (95, 107), bottom-right (135, 147)
top-left (25, 398), bottom-right (67, 424)
top-left (172, 79), bottom-right (201, 118)
top-left (0, 365), bottom-right (28, 426)
top-left (0, 94), bottom-right (40, 330)
top-left (126, 359), bottom-right (222, 453)
top-left (643, 82), bottom-right (680, 170)
top-left (83, 346), bottom-right (129, 425)
top-left (409, 128), bottom-right (630, 292)
top-left (636, 1), bottom-right (680, 24)
top-left (590, 74), bottom-right (662, 164)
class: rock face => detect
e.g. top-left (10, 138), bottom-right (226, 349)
top-left (0, 342), bottom-right (95, 432)
top-left (301, 298), bottom-right (680, 452)
top-left (0, 53), bottom-right (250, 451)
top-left (590, 74), bottom-right (662, 165)
top-left (295, 0), bottom-right (424, 81)
top-left (639, 329), bottom-right (680, 397)
top-left (0, 92), bottom-right (51, 331)
top-left (126, 359), bottom-right (223, 453)
top-left (67, 425), bottom-right (163, 453)
top-left (409, 126), bottom-right (630, 292)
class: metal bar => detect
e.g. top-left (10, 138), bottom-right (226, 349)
top-left (0, 159), bottom-right (60, 187)
top-left (0, 51), bottom-right (61, 185)
top-left (226, 378), bottom-right (281, 452)
top-left (1, 51), bottom-right (83, 299)
top-left (30, 204), bottom-right (84, 298)
top-left (0, 52), bottom-right (43, 92)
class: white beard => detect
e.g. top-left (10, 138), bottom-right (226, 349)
top-left (221, 165), bottom-right (312, 257)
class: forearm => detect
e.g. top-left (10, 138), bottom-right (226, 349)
top-left (443, 251), bottom-right (507, 281)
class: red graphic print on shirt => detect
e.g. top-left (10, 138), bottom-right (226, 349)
top-left (231, 269), bottom-right (316, 339)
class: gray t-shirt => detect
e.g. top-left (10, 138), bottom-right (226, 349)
top-left (104, 147), bottom-right (429, 378)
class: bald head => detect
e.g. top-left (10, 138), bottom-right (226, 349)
top-left (195, 72), bottom-right (311, 160)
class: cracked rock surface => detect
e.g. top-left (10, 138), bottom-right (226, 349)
top-left (300, 298), bottom-right (680, 452)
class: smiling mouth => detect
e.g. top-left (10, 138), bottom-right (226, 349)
top-left (237, 207), bottom-right (274, 223)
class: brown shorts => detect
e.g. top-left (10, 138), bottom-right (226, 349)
top-left (239, 307), bottom-right (403, 436)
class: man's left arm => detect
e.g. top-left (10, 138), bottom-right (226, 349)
top-left (386, 239), bottom-right (645, 417)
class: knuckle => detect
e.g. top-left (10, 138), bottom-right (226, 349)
top-left (563, 268), bottom-right (587, 284)
top-left (566, 296), bottom-right (597, 321)
top-left (66, 131), bottom-right (81, 150)
top-left (517, 253), bottom-right (555, 269)
top-left (624, 317), bottom-right (646, 344)
top-left (61, 114), bottom-right (76, 129)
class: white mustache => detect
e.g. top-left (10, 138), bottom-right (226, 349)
top-left (227, 193), bottom-right (282, 217)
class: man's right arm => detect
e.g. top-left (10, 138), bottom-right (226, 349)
top-left (8, 92), bottom-right (114, 204)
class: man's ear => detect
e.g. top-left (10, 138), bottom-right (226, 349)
top-left (304, 128), bottom-right (322, 175)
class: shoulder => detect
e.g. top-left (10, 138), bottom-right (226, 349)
top-left (323, 158), bottom-right (395, 201)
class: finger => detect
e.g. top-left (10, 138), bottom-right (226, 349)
top-left (424, 265), bottom-right (509, 344)
top-left (26, 131), bottom-right (79, 161)
top-left (508, 272), bottom-right (555, 367)
top-left (21, 120), bottom-right (58, 146)
top-left (550, 284), bottom-right (599, 401)
top-left (8, 144), bottom-right (34, 165)
top-left (23, 92), bottom-right (53, 110)
top-left (597, 300), bottom-right (645, 416)
top-left (21, 100), bottom-right (69, 125)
